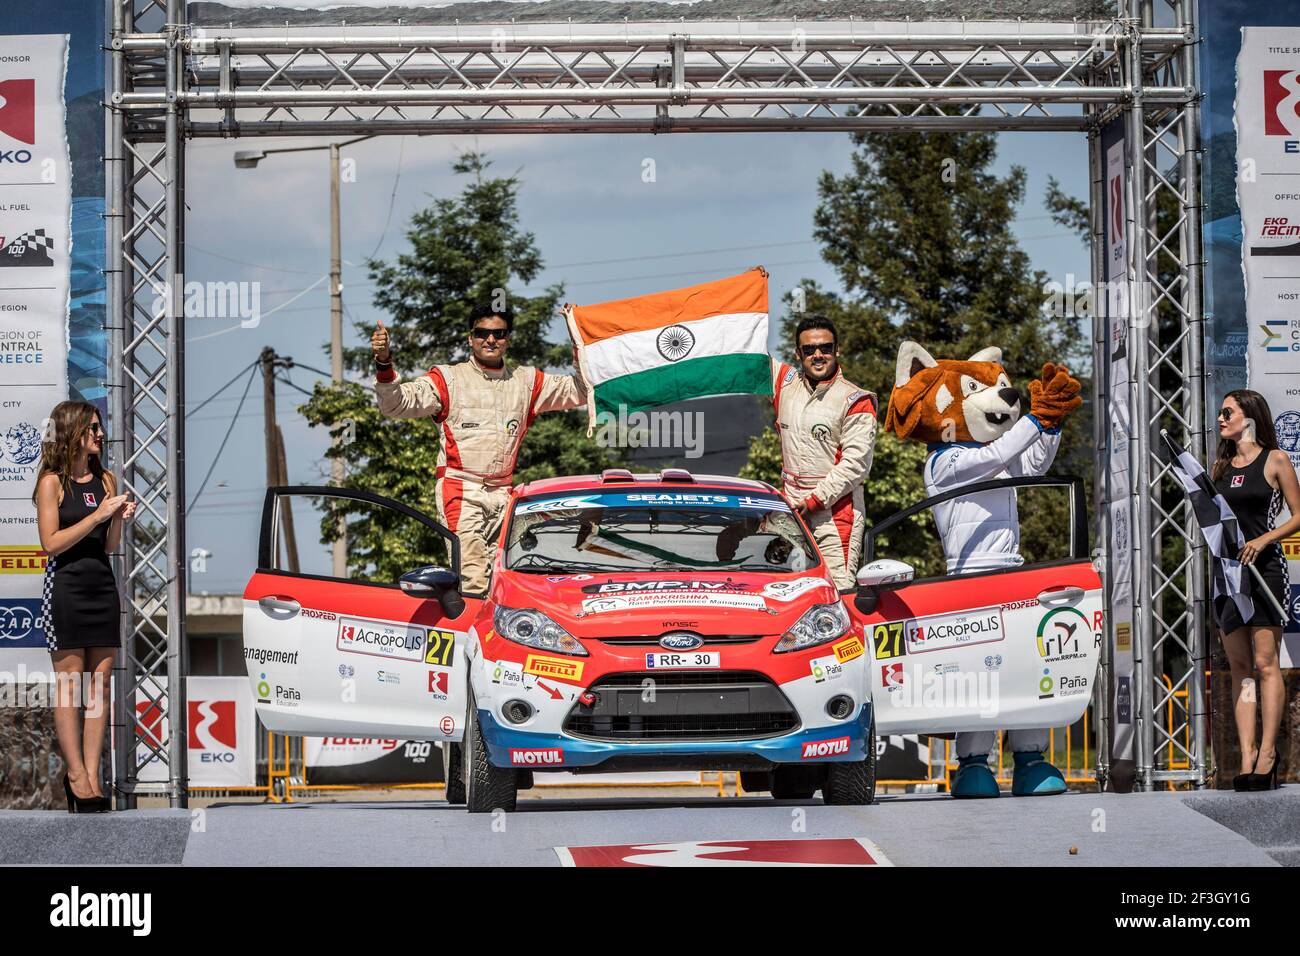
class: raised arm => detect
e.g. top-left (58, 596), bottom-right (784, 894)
top-left (927, 414), bottom-right (1051, 490)
top-left (532, 351), bottom-right (588, 415)
top-left (371, 319), bottom-right (447, 420)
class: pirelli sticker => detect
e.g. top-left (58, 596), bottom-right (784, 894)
top-left (523, 654), bottom-right (585, 683)
top-left (1283, 535), bottom-right (1300, 560)
top-left (0, 546), bottom-right (47, 574)
top-left (832, 635), bottom-right (865, 664)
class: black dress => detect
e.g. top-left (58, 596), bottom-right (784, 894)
top-left (1213, 450), bottom-right (1290, 630)
top-left (41, 473), bottom-right (121, 650)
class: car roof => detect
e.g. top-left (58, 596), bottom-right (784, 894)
top-left (515, 471), bottom-right (779, 498)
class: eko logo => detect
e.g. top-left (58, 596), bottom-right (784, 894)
top-left (188, 699), bottom-right (238, 763)
top-left (0, 79), bottom-right (35, 152)
top-left (1264, 70), bottom-right (1300, 137)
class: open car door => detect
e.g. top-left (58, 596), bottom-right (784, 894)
top-left (242, 486), bottom-right (482, 741)
top-left (848, 476), bottom-right (1103, 736)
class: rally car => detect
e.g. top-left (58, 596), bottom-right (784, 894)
top-left (242, 470), bottom-right (1102, 812)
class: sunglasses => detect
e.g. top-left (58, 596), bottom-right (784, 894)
top-left (799, 342), bottom-right (835, 358)
top-left (1218, 407), bottom-right (1235, 421)
top-left (471, 327), bottom-right (510, 342)
top-left (88, 422), bottom-right (105, 436)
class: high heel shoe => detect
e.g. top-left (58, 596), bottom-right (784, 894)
top-left (62, 773), bottom-right (101, 814)
top-left (1232, 772), bottom-right (1253, 792)
top-left (1248, 752), bottom-right (1279, 792)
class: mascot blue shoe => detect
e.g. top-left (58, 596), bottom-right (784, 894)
top-left (1011, 751), bottom-right (1067, 796)
top-left (952, 754), bottom-right (1001, 799)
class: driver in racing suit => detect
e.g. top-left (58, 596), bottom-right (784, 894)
top-left (372, 302), bottom-right (586, 593)
top-left (770, 316), bottom-right (878, 589)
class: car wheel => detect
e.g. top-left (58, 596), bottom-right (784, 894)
top-left (739, 770), bottom-right (772, 793)
top-left (822, 721), bottom-right (876, 806)
top-left (464, 694), bottom-right (517, 813)
top-left (770, 765), bottom-right (818, 800)
top-left (442, 742), bottom-right (465, 805)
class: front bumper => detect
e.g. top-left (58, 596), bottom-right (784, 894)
top-left (476, 701), bottom-right (874, 772)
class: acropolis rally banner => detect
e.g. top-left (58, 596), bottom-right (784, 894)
top-left (1236, 28), bottom-right (1300, 668)
top-left (0, 34), bottom-right (73, 674)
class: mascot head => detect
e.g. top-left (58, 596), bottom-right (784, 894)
top-left (884, 340), bottom-right (1022, 445)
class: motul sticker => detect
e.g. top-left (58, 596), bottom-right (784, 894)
top-left (801, 736), bottom-right (851, 759)
top-left (832, 635), bottom-right (865, 663)
top-left (523, 654), bottom-right (585, 683)
top-left (510, 748), bottom-right (564, 766)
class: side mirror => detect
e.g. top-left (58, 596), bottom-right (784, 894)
top-left (399, 565), bottom-right (465, 618)
top-left (854, 559), bottom-right (915, 614)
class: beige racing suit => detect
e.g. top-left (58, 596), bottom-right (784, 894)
top-left (376, 357), bottom-right (585, 593)
top-left (771, 359), bottom-right (878, 589)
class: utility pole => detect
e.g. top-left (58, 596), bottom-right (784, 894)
top-left (261, 346), bottom-right (300, 572)
top-left (329, 142), bottom-right (348, 577)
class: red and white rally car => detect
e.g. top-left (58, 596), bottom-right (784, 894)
top-left (242, 470), bottom-right (1102, 811)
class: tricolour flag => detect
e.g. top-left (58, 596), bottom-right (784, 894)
top-left (1160, 429), bottom-right (1255, 629)
top-left (566, 268), bottom-right (772, 422)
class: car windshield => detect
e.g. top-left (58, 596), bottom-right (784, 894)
top-left (505, 489), bottom-right (820, 574)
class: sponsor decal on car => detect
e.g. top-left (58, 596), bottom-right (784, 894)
top-left (1035, 607), bottom-right (1093, 664)
top-left (376, 670), bottom-right (401, 686)
top-left (1056, 674), bottom-right (1090, 697)
top-left (905, 606), bottom-right (1004, 654)
top-left (256, 671), bottom-right (301, 707)
top-left (510, 748), bottom-right (564, 766)
top-left (337, 616), bottom-right (426, 663)
top-left (581, 592), bottom-right (766, 613)
top-left (301, 608), bottom-right (337, 621)
top-left (523, 654), bottom-right (585, 683)
top-left (489, 658), bottom-right (528, 689)
top-left (423, 629), bottom-right (456, 667)
top-left (801, 736), bottom-right (851, 759)
top-left (809, 654), bottom-right (843, 683)
top-left (870, 621), bottom-right (905, 660)
top-left (583, 579), bottom-right (750, 594)
top-left (832, 635), bottom-right (865, 663)
top-left (760, 577), bottom-right (828, 602)
top-left (428, 670), bottom-right (450, 700)
top-left (881, 662), bottom-right (905, 691)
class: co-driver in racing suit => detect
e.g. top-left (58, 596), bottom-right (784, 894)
top-left (372, 303), bottom-right (586, 593)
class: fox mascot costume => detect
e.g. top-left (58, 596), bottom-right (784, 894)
top-left (885, 341), bottom-right (1083, 798)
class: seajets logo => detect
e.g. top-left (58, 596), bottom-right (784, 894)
top-left (49, 885), bottom-right (151, 937)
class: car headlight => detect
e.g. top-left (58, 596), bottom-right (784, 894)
top-left (492, 606), bottom-right (588, 657)
top-left (773, 601), bottom-right (851, 653)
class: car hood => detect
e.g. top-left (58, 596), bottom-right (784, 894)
top-left (491, 570), bottom-right (840, 638)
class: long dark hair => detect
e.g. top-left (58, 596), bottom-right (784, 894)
top-left (1211, 389), bottom-right (1278, 481)
top-left (31, 401), bottom-right (114, 504)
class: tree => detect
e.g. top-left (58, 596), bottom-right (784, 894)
top-left (746, 130), bottom-right (1092, 571)
top-left (301, 152), bottom-right (618, 582)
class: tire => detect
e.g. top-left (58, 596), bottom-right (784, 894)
top-left (770, 765), bottom-right (818, 800)
top-left (464, 695), bottom-right (517, 813)
top-left (822, 721), bottom-right (876, 806)
top-left (441, 742), bottom-right (465, 805)
top-left (739, 770), bottom-right (772, 793)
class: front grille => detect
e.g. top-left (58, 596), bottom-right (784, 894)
top-left (596, 635), bottom-right (763, 647)
top-left (563, 670), bottom-right (800, 742)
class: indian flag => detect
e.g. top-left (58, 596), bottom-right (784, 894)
top-left (566, 268), bottom-right (772, 422)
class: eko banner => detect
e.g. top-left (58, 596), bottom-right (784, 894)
top-left (0, 34), bottom-right (73, 674)
top-left (1235, 28), bottom-right (1300, 668)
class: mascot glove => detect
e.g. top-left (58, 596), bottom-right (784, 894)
top-left (1027, 361), bottom-right (1082, 431)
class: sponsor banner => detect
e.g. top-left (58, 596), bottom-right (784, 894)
top-left (133, 677), bottom-right (256, 787)
top-left (0, 32), bottom-right (76, 677)
top-left (903, 606), bottom-right (1004, 654)
top-left (514, 491), bottom-right (789, 515)
top-left (581, 591), bottom-right (767, 613)
top-left (336, 615), bottom-right (426, 663)
top-left (302, 737), bottom-right (444, 785)
top-left (1237, 29), bottom-right (1300, 667)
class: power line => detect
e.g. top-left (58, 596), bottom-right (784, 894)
top-left (188, 363), bottom-right (259, 511)
top-left (186, 359), bottom-right (260, 419)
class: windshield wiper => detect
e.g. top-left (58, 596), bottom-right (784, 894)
top-left (508, 555), bottom-right (639, 574)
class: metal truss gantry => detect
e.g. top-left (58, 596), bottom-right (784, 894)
top-left (108, 0), bottom-right (1207, 804)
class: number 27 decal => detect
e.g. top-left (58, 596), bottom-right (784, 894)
top-left (424, 630), bottom-right (456, 667)
top-left (872, 621), bottom-right (905, 660)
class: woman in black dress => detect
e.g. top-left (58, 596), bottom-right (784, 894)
top-left (34, 401), bottom-right (135, 812)
top-left (1212, 390), bottom-right (1300, 792)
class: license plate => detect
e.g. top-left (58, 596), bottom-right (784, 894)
top-left (644, 651), bottom-right (720, 669)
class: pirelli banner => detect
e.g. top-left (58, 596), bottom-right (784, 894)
top-left (0, 35), bottom-right (73, 674)
top-left (1236, 29), bottom-right (1300, 668)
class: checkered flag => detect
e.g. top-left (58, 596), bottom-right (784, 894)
top-left (1160, 429), bottom-right (1254, 630)
top-left (0, 229), bottom-right (55, 267)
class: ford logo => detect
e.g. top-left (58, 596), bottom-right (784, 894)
top-left (659, 632), bottom-right (704, 651)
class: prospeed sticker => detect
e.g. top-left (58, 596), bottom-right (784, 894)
top-left (761, 577), bottom-right (829, 602)
top-left (581, 592), bottom-right (767, 614)
top-left (337, 617), bottom-right (425, 663)
top-left (905, 606), bottom-right (1004, 654)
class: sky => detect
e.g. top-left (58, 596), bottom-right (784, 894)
top-left (181, 128), bottom-right (1091, 593)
